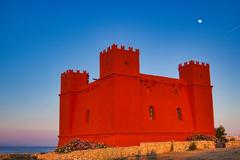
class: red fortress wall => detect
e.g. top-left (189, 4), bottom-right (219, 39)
top-left (58, 44), bottom-right (215, 147)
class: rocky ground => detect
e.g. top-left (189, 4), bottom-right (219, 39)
top-left (0, 153), bottom-right (37, 160)
top-left (0, 148), bottom-right (239, 160)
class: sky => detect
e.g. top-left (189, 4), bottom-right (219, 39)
top-left (0, 0), bottom-right (239, 146)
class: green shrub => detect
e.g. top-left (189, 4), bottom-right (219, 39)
top-left (215, 125), bottom-right (227, 139)
top-left (215, 125), bottom-right (227, 142)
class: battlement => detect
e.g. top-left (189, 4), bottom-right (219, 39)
top-left (178, 60), bottom-right (209, 69)
top-left (178, 60), bottom-right (211, 86)
top-left (61, 69), bottom-right (89, 77)
top-left (60, 69), bottom-right (89, 93)
top-left (99, 44), bottom-right (140, 78)
top-left (100, 44), bottom-right (139, 55)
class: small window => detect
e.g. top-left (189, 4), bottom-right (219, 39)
top-left (86, 110), bottom-right (90, 124)
top-left (149, 106), bottom-right (155, 120)
top-left (147, 86), bottom-right (151, 94)
top-left (200, 74), bottom-right (203, 78)
top-left (174, 89), bottom-right (179, 95)
top-left (176, 107), bottom-right (183, 120)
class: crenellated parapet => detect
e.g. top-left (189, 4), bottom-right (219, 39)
top-left (61, 69), bottom-right (89, 93)
top-left (100, 44), bottom-right (139, 55)
top-left (99, 44), bottom-right (140, 78)
top-left (178, 60), bottom-right (211, 86)
top-left (178, 60), bottom-right (209, 69)
top-left (61, 69), bottom-right (89, 78)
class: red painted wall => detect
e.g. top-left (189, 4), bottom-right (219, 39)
top-left (58, 44), bottom-right (215, 147)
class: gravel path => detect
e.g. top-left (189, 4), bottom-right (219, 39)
top-left (1, 148), bottom-right (239, 160)
top-left (137, 148), bottom-right (240, 160)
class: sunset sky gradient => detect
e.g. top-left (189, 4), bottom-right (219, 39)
top-left (0, 0), bottom-right (240, 146)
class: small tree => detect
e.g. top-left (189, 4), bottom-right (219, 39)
top-left (215, 125), bottom-right (227, 142)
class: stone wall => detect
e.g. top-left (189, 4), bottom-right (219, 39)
top-left (139, 141), bottom-right (172, 154)
top-left (37, 141), bottom-right (215, 160)
top-left (225, 141), bottom-right (240, 148)
top-left (195, 141), bottom-right (216, 150)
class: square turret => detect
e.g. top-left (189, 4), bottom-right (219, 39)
top-left (178, 60), bottom-right (211, 86)
top-left (100, 44), bottom-right (140, 78)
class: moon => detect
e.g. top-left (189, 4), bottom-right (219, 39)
top-left (197, 19), bottom-right (203, 24)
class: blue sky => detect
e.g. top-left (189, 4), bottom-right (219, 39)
top-left (0, 0), bottom-right (239, 146)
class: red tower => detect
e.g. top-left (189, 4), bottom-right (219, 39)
top-left (58, 44), bottom-right (215, 147)
top-left (179, 61), bottom-right (214, 133)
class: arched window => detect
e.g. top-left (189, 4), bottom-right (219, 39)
top-left (86, 110), bottom-right (90, 124)
top-left (176, 107), bottom-right (183, 120)
top-left (149, 106), bottom-right (155, 120)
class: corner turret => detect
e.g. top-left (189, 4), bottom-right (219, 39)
top-left (178, 60), bottom-right (214, 134)
top-left (178, 60), bottom-right (211, 86)
top-left (61, 69), bottom-right (89, 93)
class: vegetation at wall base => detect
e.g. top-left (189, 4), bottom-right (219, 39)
top-left (186, 134), bottom-right (216, 141)
top-left (55, 139), bottom-right (110, 153)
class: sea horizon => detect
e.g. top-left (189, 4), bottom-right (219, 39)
top-left (0, 146), bottom-right (56, 154)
